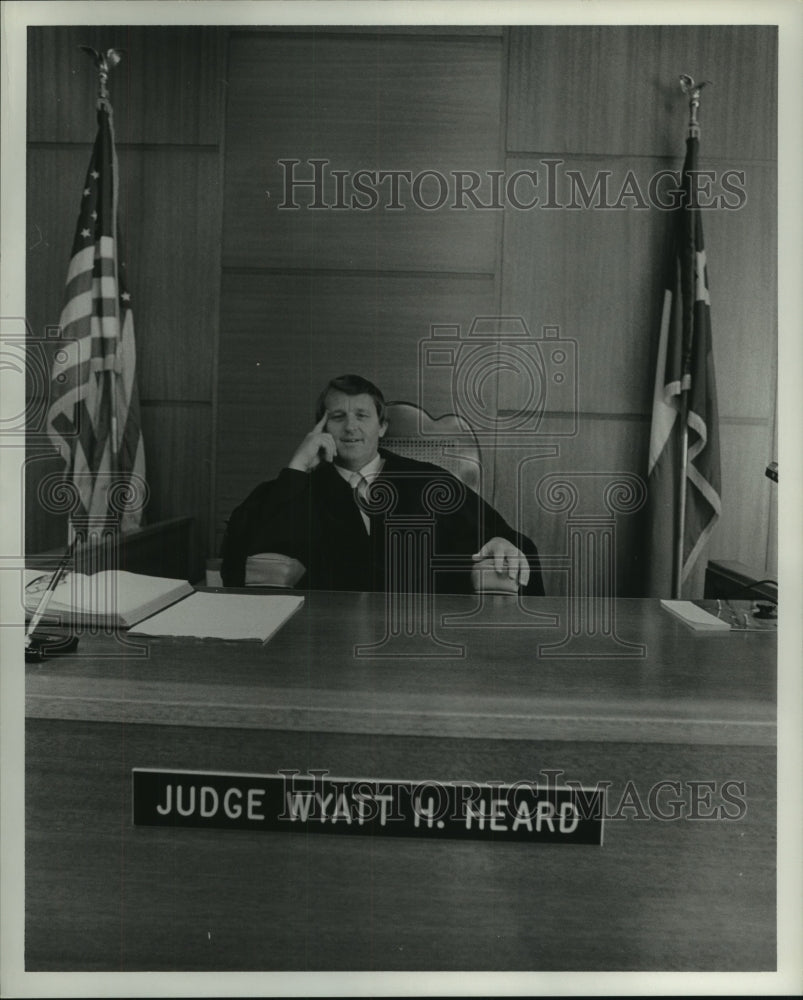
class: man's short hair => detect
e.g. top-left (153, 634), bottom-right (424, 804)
top-left (315, 374), bottom-right (387, 423)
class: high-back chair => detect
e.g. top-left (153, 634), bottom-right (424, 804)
top-left (383, 402), bottom-right (527, 594)
top-left (382, 401), bottom-right (484, 496)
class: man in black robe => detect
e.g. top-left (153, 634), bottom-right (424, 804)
top-left (221, 374), bottom-right (543, 595)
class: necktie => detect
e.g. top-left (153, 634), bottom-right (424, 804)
top-left (351, 473), bottom-right (371, 533)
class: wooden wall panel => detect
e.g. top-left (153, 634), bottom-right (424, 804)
top-left (223, 33), bottom-right (504, 272)
top-left (507, 26), bottom-right (777, 160)
top-left (702, 164), bottom-right (776, 420)
top-left (214, 272), bottom-right (497, 545)
top-left (212, 25), bottom-right (778, 592)
top-left (116, 149), bottom-right (222, 402)
top-left (491, 418), bottom-right (776, 596)
top-left (27, 26), bottom-right (225, 145)
top-left (500, 158), bottom-right (776, 421)
top-left (709, 420), bottom-right (776, 575)
top-left (500, 156), bottom-right (670, 417)
top-left (214, 29), bottom-right (513, 553)
top-left (492, 417), bottom-right (651, 597)
top-left (488, 416), bottom-right (776, 598)
top-left (139, 404), bottom-right (212, 583)
top-left (25, 149), bottom-right (88, 357)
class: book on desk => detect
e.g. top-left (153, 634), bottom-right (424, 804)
top-left (24, 569), bottom-right (194, 629)
top-left (24, 569), bottom-right (304, 641)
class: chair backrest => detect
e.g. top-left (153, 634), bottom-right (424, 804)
top-left (383, 401), bottom-right (484, 497)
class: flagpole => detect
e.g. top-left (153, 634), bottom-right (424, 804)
top-left (673, 75), bottom-right (708, 599)
top-left (82, 47), bottom-right (122, 477)
top-left (675, 393), bottom-right (689, 598)
top-left (101, 53), bottom-right (119, 470)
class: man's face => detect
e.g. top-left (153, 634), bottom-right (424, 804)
top-left (324, 391), bottom-right (387, 471)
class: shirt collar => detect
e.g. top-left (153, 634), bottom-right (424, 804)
top-left (334, 452), bottom-right (385, 486)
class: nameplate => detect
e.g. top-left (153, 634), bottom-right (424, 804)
top-left (132, 769), bottom-right (605, 845)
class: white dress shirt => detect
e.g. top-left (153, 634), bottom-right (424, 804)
top-left (334, 453), bottom-right (385, 533)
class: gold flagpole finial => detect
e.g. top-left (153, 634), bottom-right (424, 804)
top-left (679, 75), bottom-right (712, 137)
top-left (79, 46), bottom-right (124, 103)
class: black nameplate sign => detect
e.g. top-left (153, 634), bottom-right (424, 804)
top-left (132, 769), bottom-right (604, 845)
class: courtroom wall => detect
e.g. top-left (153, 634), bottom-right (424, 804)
top-left (25, 24), bottom-right (777, 595)
top-left (500, 26), bottom-right (777, 594)
top-left (215, 27), bottom-right (506, 553)
top-left (214, 24), bottom-right (777, 595)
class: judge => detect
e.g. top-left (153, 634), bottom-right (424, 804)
top-left (220, 374), bottom-right (544, 595)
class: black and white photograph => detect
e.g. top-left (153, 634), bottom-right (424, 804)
top-left (1, 1), bottom-right (801, 996)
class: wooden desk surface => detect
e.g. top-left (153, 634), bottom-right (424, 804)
top-left (26, 593), bottom-right (776, 746)
top-left (24, 594), bottom-right (777, 972)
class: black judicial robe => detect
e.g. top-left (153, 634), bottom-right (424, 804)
top-left (220, 449), bottom-right (544, 595)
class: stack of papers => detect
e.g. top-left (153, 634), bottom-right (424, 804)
top-left (130, 592), bottom-right (305, 641)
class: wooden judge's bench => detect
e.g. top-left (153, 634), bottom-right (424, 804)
top-left (25, 590), bottom-right (776, 972)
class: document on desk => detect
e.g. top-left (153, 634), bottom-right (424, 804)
top-left (660, 600), bottom-right (731, 632)
top-left (129, 592), bottom-right (305, 641)
top-left (660, 599), bottom-right (777, 633)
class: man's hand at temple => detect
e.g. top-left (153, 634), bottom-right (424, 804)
top-left (288, 413), bottom-right (336, 472)
top-left (471, 537), bottom-right (530, 593)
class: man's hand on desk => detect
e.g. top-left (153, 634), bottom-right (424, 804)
top-left (471, 537), bottom-right (530, 594)
top-left (288, 413), bottom-right (336, 472)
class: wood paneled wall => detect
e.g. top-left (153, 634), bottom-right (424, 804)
top-left (25, 26), bottom-right (226, 581)
top-left (26, 25), bottom-right (777, 596)
top-left (215, 25), bottom-right (777, 596)
top-left (500, 26), bottom-right (777, 595)
top-left (216, 28), bottom-right (507, 536)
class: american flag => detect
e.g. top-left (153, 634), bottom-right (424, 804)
top-left (644, 131), bottom-right (722, 597)
top-left (46, 96), bottom-right (146, 534)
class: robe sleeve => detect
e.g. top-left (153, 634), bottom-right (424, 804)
top-left (220, 468), bottom-right (312, 587)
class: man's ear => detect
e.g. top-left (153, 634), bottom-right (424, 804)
top-left (379, 420), bottom-right (388, 438)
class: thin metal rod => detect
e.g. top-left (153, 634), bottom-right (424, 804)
top-left (672, 74), bottom-right (711, 599)
top-left (674, 395), bottom-right (689, 599)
